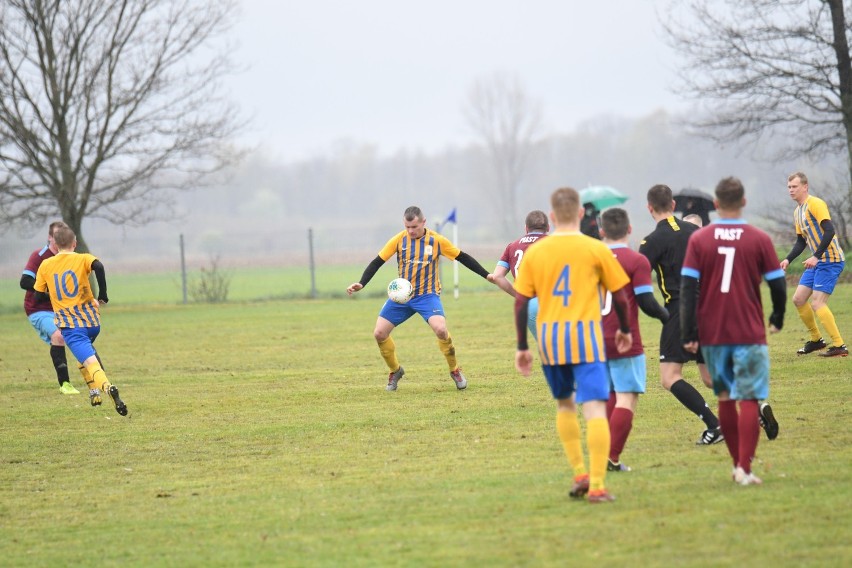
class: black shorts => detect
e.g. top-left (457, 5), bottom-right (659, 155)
top-left (658, 302), bottom-right (705, 364)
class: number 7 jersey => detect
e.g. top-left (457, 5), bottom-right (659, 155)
top-left (514, 232), bottom-right (630, 365)
top-left (681, 221), bottom-right (785, 345)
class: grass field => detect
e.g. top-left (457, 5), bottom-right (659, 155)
top-left (1, 273), bottom-right (850, 567)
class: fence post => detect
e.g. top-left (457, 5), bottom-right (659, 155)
top-left (308, 227), bottom-right (317, 298)
top-left (180, 233), bottom-right (187, 304)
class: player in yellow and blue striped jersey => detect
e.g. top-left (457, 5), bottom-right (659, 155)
top-left (781, 172), bottom-right (847, 358)
top-left (34, 226), bottom-right (128, 415)
top-left (346, 206), bottom-right (493, 391)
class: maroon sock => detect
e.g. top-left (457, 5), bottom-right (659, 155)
top-left (608, 407), bottom-right (634, 462)
top-left (606, 391), bottom-right (616, 420)
top-left (718, 400), bottom-right (739, 466)
top-left (738, 400), bottom-right (760, 474)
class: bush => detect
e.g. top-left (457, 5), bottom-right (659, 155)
top-left (189, 256), bottom-right (232, 303)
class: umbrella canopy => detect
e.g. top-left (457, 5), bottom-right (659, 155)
top-left (579, 185), bottom-right (628, 210)
top-left (674, 187), bottom-right (715, 226)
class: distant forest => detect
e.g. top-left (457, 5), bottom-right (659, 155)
top-left (0, 110), bottom-right (842, 275)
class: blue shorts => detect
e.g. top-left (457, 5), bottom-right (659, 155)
top-left (799, 261), bottom-right (844, 294)
top-left (28, 311), bottom-right (58, 344)
top-left (606, 354), bottom-right (647, 393)
top-left (379, 293), bottom-right (445, 326)
top-left (541, 362), bottom-right (609, 403)
top-left (701, 344), bottom-right (769, 400)
top-left (527, 297), bottom-right (539, 340)
top-left (60, 326), bottom-right (100, 364)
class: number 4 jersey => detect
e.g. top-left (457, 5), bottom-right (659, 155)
top-left (681, 221), bottom-right (785, 345)
top-left (34, 251), bottom-right (101, 329)
top-left (514, 231), bottom-right (630, 365)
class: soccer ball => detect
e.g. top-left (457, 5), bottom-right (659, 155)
top-left (387, 277), bottom-right (414, 304)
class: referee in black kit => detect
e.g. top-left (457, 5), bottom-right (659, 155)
top-left (639, 184), bottom-right (723, 445)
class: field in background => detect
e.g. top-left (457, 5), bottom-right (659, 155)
top-left (0, 285), bottom-right (850, 566)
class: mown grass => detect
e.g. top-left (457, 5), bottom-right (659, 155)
top-left (0, 281), bottom-right (850, 567)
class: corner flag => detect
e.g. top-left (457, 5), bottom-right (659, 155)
top-left (444, 207), bottom-right (457, 224)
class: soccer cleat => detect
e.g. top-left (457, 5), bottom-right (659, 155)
top-left (819, 344), bottom-right (848, 358)
top-left (386, 366), bottom-right (405, 391)
top-left (733, 466), bottom-right (763, 486)
top-left (696, 426), bottom-right (724, 445)
top-left (108, 385), bottom-right (128, 416)
top-left (587, 489), bottom-right (616, 503)
top-left (607, 459), bottom-right (631, 472)
top-left (59, 382), bottom-right (80, 395)
top-left (759, 402), bottom-right (779, 440)
top-left (450, 367), bottom-right (467, 390)
top-left (89, 388), bottom-right (102, 407)
top-left (797, 338), bottom-right (827, 355)
top-left (568, 475), bottom-right (590, 499)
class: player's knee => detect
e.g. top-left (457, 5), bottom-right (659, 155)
top-left (373, 329), bottom-right (389, 342)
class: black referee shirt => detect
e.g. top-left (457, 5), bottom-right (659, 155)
top-left (638, 215), bottom-right (699, 306)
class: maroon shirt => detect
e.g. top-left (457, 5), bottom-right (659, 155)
top-left (682, 221), bottom-right (783, 345)
top-left (23, 245), bottom-right (55, 315)
top-left (602, 244), bottom-right (653, 359)
top-left (498, 232), bottom-right (547, 278)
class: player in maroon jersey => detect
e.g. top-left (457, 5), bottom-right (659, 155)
top-left (599, 209), bottom-right (669, 472)
top-left (680, 177), bottom-right (786, 486)
top-left (492, 210), bottom-right (549, 338)
top-left (19, 221), bottom-right (82, 395)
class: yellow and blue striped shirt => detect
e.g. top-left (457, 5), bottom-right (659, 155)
top-left (34, 252), bottom-right (101, 329)
top-left (794, 195), bottom-right (845, 263)
top-left (378, 228), bottom-right (459, 296)
top-left (513, 232), bottom-right (630, 365)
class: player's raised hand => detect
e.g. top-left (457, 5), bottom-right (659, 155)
top-left (515, 349), bottom-right (533, 377)
top-left (346, 282), bottom-right (363, 295)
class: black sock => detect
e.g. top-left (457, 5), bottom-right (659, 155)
top-left (670, 379), bottom-right (719, 429)
top-left (49, 345), bottom-right (70, 386)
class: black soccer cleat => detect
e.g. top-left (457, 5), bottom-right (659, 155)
top-left (819, 344), bottom-right (848, 358)
top-left (797, 338), bottom-right (827, 355)
top-left (759, 403), bottom-right (779, 440)
top-left (696, 426), bottom-right (724, 445)
top-left (108, 385), bottom-right (128, 416)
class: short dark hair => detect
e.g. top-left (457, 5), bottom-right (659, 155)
top-left (788, 171), bottom-right (808, 185)
top-left (403, 206), bottom-right (423, 221)
top-left (647, 184), bottom-right (673, 213)
top-left (524, 210), bottom-right (548, 232)
top-left (600, 208), bottom-right (630, 239)
top-left (714, 176), bottom-right (745, 210)
top-left (48, 220), bottom-right (68, 237)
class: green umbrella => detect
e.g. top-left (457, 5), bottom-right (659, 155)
top-left (579, 185), bottom-right (628, 210)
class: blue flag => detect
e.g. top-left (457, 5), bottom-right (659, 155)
top-left (444, 207), bottom-right (457, 224)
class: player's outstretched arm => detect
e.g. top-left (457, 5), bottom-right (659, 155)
top-left (456, 251), bottom-right (490, 279)
top-left (347, 256), bottom-right (385, 295)
top-left (636, 292), bottom-right (669, 323)
top-left (490, 266), bottom-right (516, 297)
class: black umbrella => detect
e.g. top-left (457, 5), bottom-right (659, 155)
top-left (674, 188), bottom-right (715, 226)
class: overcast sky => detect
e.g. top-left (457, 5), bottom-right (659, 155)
top-left (227, 0), bottom-right (683, 161)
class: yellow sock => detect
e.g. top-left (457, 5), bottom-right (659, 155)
top-left (78, 364), bottom-right (94, 389)
top-left (815, 305), bottom-right (844, 346)
top-left (586, 417), bottom-right (611, 492)
top-left (85, 361), bottom-right (110, 392)
top-left (437, 334), bottom-right (458, 371)
top-left (556, 410), bottom-right (587, 477)
top-left (377, 337), bottom-right (400, 372)
top-left (796, 303), bottom-right (821, 341)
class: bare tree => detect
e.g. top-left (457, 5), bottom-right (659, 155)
top-left (661, 0), bottom-right (852, 239)
top-left (0, 0), bottom-right (243, 252)
top-left (464, 72), bottom-right (543, 236)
